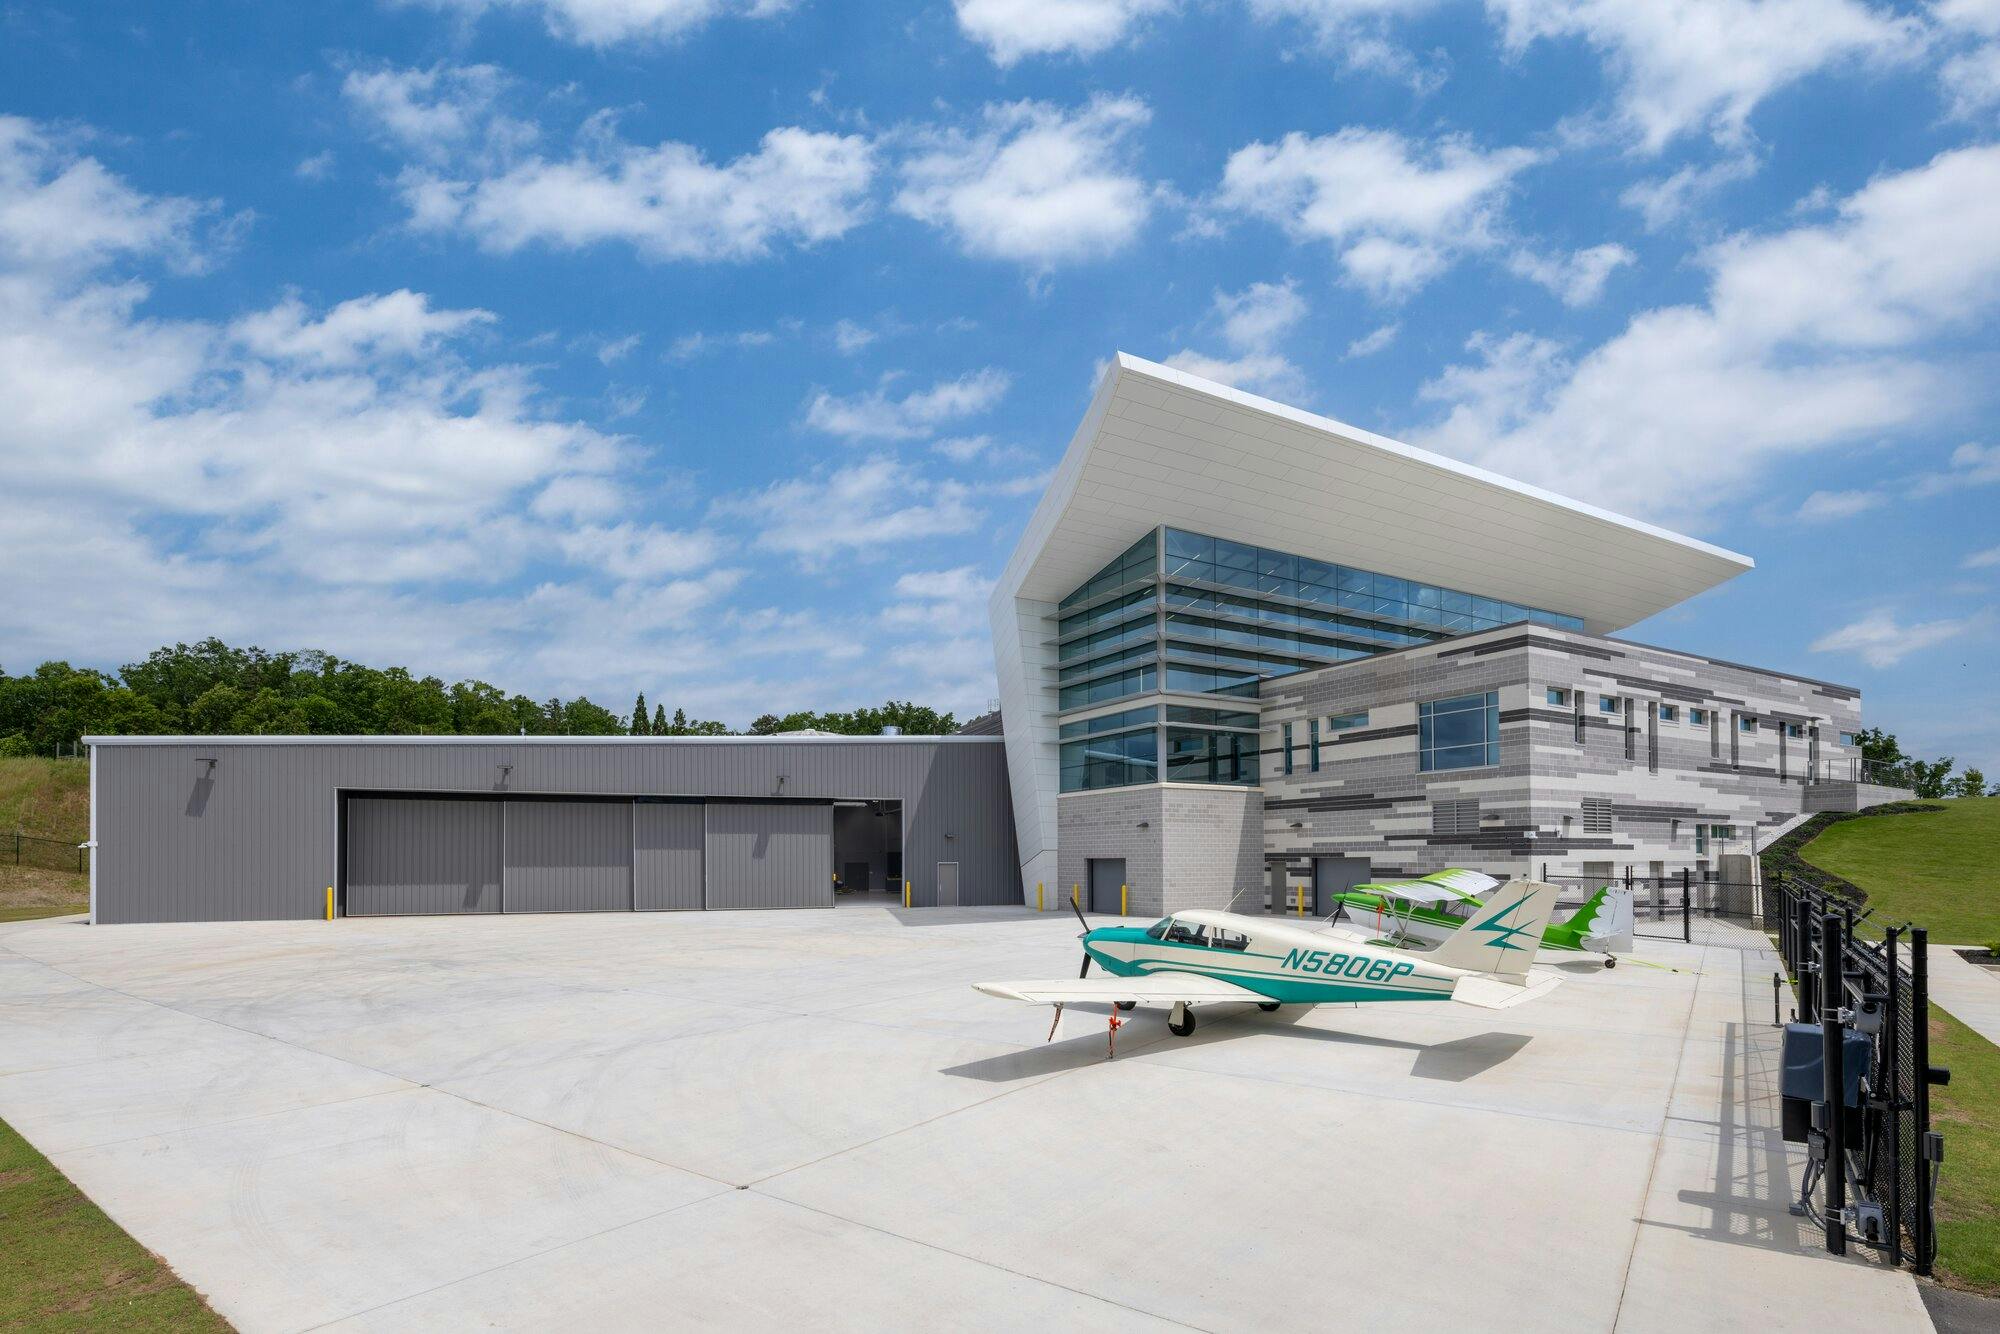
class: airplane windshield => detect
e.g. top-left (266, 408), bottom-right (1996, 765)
top-left (1144, 918), bottom-right (1171, 940)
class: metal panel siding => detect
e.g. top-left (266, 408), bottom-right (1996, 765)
top-left (347, 799), bottom-right (501, 916)
top-left (504, 800), bottom-right (633, 913)
top-left (89, 736), bottom-right (1014, 923)
top-left (704, 803), bottom-right (834, 909)
top-left (634, 801), bottom-right (703, 911)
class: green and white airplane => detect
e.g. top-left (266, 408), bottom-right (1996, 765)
top-left (975, 879), bottom-right (1566, 1049)
top-left (1330, 869), bottom-right (1635, 967)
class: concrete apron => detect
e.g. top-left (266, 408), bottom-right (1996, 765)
top-left (0, 907), bottom-right (1934, 1333)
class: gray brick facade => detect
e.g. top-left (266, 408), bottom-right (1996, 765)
top-left (1057, 783), bottom-right (1263, 917)
top-left (1258, 624), bottom-right (1867, 887)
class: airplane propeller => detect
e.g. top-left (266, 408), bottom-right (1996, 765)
top-left (1049, 894), bottom-right (1094, 1041)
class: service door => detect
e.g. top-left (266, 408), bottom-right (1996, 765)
top-left (1313, 856), bottom-right (1371, 907)
top-left (704, 802), bottom-right (834, 909)
top-left (635, 800), bottom-right (703, 911)
top-left (936, 861), bottom-right (960, 907)
top-left (347, 797), bottom-right (501, 916)
top-left (504, 800), bottom-right (633, 913)
top-left (1087, 858), bottom-right (1126, 915)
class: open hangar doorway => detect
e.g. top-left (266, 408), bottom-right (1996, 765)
top-left (832, 799), bottom-right (903, 902)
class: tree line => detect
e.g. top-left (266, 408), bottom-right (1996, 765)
top-left (1852, 727), bottom-right (1993, 799)
top-left (0, 639), bottom-right (956, 753)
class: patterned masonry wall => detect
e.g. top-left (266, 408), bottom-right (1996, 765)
top-left (1257, 624), bottom-right (1865, 888)
top-left (1057, 783), bottom-right (1264, 917)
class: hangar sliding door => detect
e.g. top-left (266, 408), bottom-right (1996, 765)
top-left (704, 802), bottom-right (833, 910)
top-left (504, 799), bottom-right (633, 913)
top-left (347, 797), bottom-right (501, 916)
top-left (634, 800), bottom-right (704, 911)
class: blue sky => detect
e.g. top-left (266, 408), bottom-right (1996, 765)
top-left (0, 0), bottom-right (1995, 769)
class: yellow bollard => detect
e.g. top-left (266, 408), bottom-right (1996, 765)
top-left (1120, 883), bottom-right (1128, 916)
top-left (903, 879), bottom-right (911, 909)
top-left (1072, 885), bottom-right (1080, 912)
top-left (325, 886), bottom-right (334, 922)
top-left (1296, 884), bottom-right (1304, 918)
top-left (1036, 882), bottom-right (1044, 912)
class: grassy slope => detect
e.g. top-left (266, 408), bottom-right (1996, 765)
top-left (1, 759), bottom-right (224, 1325)
top-left (0, 759), bottom-right (89, 921)
top-left (1802, 796), bottom-right (2000, 947)
top-left (1796, 797), bottom-right (2000, 1294)
top-left (0, 1118), bottom-right (228, 1330)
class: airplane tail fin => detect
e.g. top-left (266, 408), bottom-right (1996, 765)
top-left (1581, 885), bottom-right (1636, 953)
top-left (1561, 885), bottom-right (1609, 930)
top-left (1428, 879), bottom-right (1560, 981)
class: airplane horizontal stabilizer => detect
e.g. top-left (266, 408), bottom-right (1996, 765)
top-left (1452, 971), bottom-right (1563, 1009)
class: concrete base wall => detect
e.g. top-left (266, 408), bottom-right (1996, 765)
top-left (1803, 781), bottom-right (1917, 813)
top-left (1056, 786), bottom-right (1162, 915)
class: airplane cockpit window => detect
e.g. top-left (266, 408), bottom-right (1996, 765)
top-left (1209, 928), bottom-right (1249, 952)
top-left (1145, 918), bottom-right (1171, 940)
top-left (1164, 920), bottom-right (1207, 945)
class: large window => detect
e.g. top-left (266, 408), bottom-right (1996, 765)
top-left (1060, 727), bottom-right (1158, 791)
top-left (1164, 728), bottom-right (1259, 785)
top-left (1309, 718), bottom-right (1321, 772)
top-left (1418, 690), bottom-right (1500, 771)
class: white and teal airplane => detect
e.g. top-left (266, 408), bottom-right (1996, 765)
top-left (976, 879), bottom-right (1566, 1049)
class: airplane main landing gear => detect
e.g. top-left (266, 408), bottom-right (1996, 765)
top-left (1168, 1002), bottom-right (1197, 1037)
top-left (1257, 1002), bottom-right (1280, 1012)
top-left (1116, 1000), bottom-right (1137, 1011)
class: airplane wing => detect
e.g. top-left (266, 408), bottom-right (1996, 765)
top-left (973, 973), bottom-right (1270, 1008)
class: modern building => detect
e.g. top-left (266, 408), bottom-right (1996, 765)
top-left (990, 353), bottom-right (1882, 919)
top-left (89, 352), bottom-right (1884, 925)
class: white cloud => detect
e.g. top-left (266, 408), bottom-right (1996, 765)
top-left (1619, 153), bottom-right (1759, 231)
top-left (1794, 488), bottom-right (1884, 522)
top-left (1417, 144), bottom-right (2000, 518)
top-left (1963, 543), bottom-right (2000, 569)
top-left (804, 368), bottom-right (1011, 440)
top-left (712, 456), bottom-right (983, 563)
top-left (1908, 440), bottom-right (2000, 496)
top-left (1810, 609), bottom-right (1978, 667)
top-left (883, 564), bottom-right (995, 635)
top-left (1942, 42), bottom-right (2000, 118)
top-left (1345, 321), bottom-right (1399, 357)
top-left (895, 96), bottom-right (1154, 267)
top-left (406, 122), bottom-right (875, 262)
top-left (231, 290), bottom-right (494, 367)
top-left (832, 318), bottom-right (876, 354)
top-left (1164, 278), bottom-right (1310, 396)
top-left (954, 0), bottom-right (1175, 65)
top-left (393, 0), bottom-right (792, 46)
top-left (553, 522), bottom-right (726, 580)
top-left (666, 327), bottom-right (781, 359)
top-left (1246, 0), bottom-right (1452, 87)
top-left (342, 63), bottom-right (529, 162)
top-left (295, 151), bottom-right (336, 181)
top-left (595, 332), bottom-right (642, 364)
top-left (0, 116), bottom-right (214, 273)
top-left (1486, 0), bottom-right (1924, 151)
top-left (1216, 128), bottom-right (1538, 298)
top-left (932, 434), bottom-right (992, 462)
top-left (1507, 241), bottom-right (1634, 305)
top-left (1215, 278), bottom-right (1307, 348)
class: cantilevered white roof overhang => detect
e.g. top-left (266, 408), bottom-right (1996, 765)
top-left (998, 353), bottom-right (1751, 633)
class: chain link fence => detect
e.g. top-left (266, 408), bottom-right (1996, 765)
top-left (7, 831), bottom-right (90, 875)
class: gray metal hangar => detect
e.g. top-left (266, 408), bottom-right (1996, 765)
top-left (83, 734), bottom-right (1016, 924)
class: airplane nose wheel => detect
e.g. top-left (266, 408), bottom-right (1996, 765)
top-left (1257, 1002), bottom-right (1280, 1012)
top-left (1168, 1002), bottom-right (1197, 1037)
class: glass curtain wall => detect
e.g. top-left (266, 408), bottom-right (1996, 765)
top-left (1052, 527), bottom-right (1578, 792)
